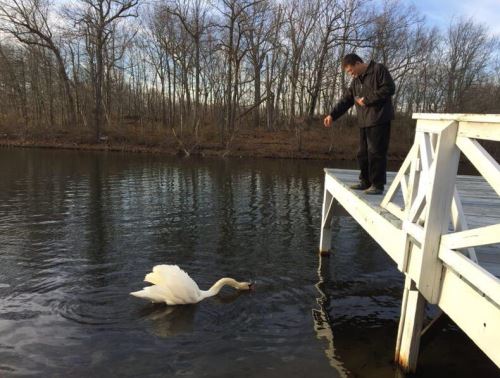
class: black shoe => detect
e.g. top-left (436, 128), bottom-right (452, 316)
top-left (364, 185), bottom-right (384, 195)
top-left (350, 182), bottom-right (370, 190)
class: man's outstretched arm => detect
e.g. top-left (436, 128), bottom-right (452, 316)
top-left (325, 84), bottom-right (355, 127)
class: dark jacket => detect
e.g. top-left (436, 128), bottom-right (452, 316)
top-left (330, 61), bottom-right (395, 128)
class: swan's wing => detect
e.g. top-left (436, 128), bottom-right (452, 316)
top-left (145, 264), bottom-right (201, 304)
top-left (130, 285), bottom-right (171, 303)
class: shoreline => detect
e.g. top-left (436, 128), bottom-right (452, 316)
top-left (0, 137), bottom-right (408, 162)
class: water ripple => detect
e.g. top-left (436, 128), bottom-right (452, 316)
top-left (0, 148), bottom-right (492, 378)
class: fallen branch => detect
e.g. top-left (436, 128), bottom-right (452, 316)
top-left (171, 119), bottom-right (201, 157)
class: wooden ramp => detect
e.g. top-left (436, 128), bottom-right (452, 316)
top-left (319, 114), bottom-right (500, 373)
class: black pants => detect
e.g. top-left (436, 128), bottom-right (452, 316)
top-left (357, 123), bottom-right (391, 188)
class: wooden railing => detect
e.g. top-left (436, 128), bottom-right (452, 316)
top-left (381, 114), bottom-right (500, 306)
top-left (319, 113), bottom-right (500, 372)
top-left (379, 114), bottom-right (500, 371)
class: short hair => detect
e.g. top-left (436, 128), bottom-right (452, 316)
top-left (342, 53), bottom-right (363, 68)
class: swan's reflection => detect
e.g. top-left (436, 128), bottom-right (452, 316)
top-left (313, 252), bottom-right (349, 377)
top-left (139, 290), bottom-right (246, 338)
top-left (140, 304), bottom-right (197, 338)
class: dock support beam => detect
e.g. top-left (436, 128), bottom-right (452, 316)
top-left (319, 113), bottom-right (500, 372)
top-left (319, 184), bottom-right (336, 253)
top-left (395, 275), bottom-right (426, 373)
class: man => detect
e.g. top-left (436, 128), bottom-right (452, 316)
top-left (324, 53), bottom-right (395, 195)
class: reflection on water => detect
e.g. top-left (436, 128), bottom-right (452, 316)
top-left (0, 147), bottom-right (497, 377)
top-left (139, 305), bottom-right (197, 338)
top-left (139, 291), bottom-right (247, 339)
top-left (313, 252), bottom-right (349, 377)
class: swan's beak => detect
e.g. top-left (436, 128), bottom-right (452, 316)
top-left (239, 281), bottom-right (254, 290)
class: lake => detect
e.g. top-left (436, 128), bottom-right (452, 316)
top-left (0, 147), bottom-right (496, 377)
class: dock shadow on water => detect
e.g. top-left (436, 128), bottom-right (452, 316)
top-left (0, 147), bottom-right (497, 377)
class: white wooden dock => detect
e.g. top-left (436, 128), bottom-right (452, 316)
top-left (319, 114), bottom-right (500, 373)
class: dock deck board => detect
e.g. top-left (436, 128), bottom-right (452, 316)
top-left (325, 168), bottom-right (500, 277)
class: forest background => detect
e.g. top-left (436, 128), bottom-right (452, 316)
top-left (0, 0), bottom-right (498, 160)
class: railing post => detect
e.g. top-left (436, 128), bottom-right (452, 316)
top-left (395, 119), bottom-right (460, 373)
top-left (395, 276), bottom-right (426, 373)
top-left (416, 121), bottom-right (460, 303)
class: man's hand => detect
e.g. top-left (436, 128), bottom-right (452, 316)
top-left (355, 96), bottom-right (366, 107)
top-left (323, 115), bottom-right (333, 128)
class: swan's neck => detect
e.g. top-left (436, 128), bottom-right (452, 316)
top-left (200, 278), bottom-right (240, 299)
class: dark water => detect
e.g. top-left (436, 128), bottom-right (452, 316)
top-left (0, 148), bottom-right (497, 377)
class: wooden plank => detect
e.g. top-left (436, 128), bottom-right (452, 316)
top-left (406, 243), bottom-right (425, 287)
top-left (438, 268), bottom-right (500, 368)
top-left (385, 202), bottom-right (405, 220)
top-left (479, 261), bottom-right (500, 278)
top-left (326, 170), bottom-right (500, 224)
top-left (403, 220), bottom-right (424, 242)
top-left (395, 276), bottom-right (411, 360)
top-left (413, 113), bottom-right (500, 124)
top-left (439, 247), bottom-right (500, 305)
top-left (441, 224), bottom-right (500, 250)
top-left (411, 133), bottom-right (432, 226)
top-left (401, 173), bottom-right (409, 204)
top-left (381, 144), bottom-right (416, 209)
top-left (458, 122), bottom-right (500, 142)
top-left (476, 249), bottom-right (500, 264)
top-left (405, 148), bottom-right (421, 215)
top-left (397, 145), bottom-right (423, 273)
top-left (419, 132), bottom-right (433, 170)
top-left (324, 169), bottom-right (500, 279)
top-left (408, 189), bottom-right (426, 223)
top-left (456, 137), bottom-right (500, 196)
top-left (395, 276), bottom-right (426, 373)
top-left (451, 189), bottom-right (478, 262)
top-left (324, 174), bottom-right (405, 265)
top-left (430, 133), bottom-right (438, 156)
top-left (416, 121), bottom-right (460, 304)
top-left (416, 119), bottom-right (456, 134)
top-left (465, 217), bottom-right (500, 231)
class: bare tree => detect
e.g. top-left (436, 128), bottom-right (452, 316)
top-left (69, 0), bottom-right (139, 141)
top-left (306, 0), bottom-right (342, 118)
top-left (242, 0), bottom-right (275, 128)
top-left (165, 0), bottom-right (209, 135)
top-left (444, 18), bottom-right (494, 112)
top-left (285, 0), bottom-right (319, 122)
top-left (0, 0), bottom-right (77, 127)
top-left (216, 0), bottom-right (257, 143)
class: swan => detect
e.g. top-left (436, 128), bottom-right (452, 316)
top-left (130, 264), bottom-right (253, 305)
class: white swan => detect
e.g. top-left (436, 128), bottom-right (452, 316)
top-left (130, 264), bottom-right (253, 305)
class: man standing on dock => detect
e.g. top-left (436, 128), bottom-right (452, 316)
top-left (324, 53), bottom-right (395, 195)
